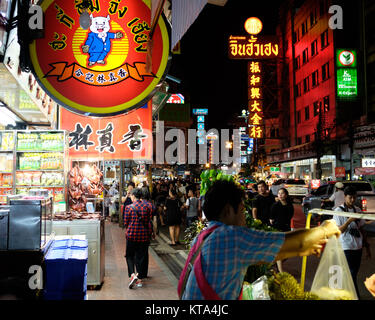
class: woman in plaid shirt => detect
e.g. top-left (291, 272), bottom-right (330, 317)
top-left (124, 188), bottom-right (154, 289)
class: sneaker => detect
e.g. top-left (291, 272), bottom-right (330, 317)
top-left (136, 279), bottom-right (143, 288)
top-left (128, 273), bottom-right (138, 289)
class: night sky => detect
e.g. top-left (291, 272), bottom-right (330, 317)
top-left (168, 0), bottom-right (283, 130)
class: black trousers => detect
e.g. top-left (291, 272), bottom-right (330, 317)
top-left (344, 248), bottom-right (362, 298)
top-left (125, 239), bottom-right (149, 279)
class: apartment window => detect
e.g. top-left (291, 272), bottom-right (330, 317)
top-left (323, 95), bottom-right (330, 112)
top-left (313, 101), bottom-right (320, 116)
top-left (322, 62), bottom-right (330, 81)
top-left (303, 77), bottom-right (310, 93)
top-left (297, 110), bottom-right (301, 124)
top-left (311, 39), bottom-right (318, 57)
top-left (312, 70), bottom-right (319, 87)
top-left (297, 137), bottom-right (303, 145)
top-left (293, 29), bottom-right (300, 44)
top-left (295, 82), bottom-right (302, 97)
top-left (301, 20), bottom-right (308, 36)
top-left (321, 29), bottom-right (329, 49)
top-left (310, 9), bottom-right (317, 27)
top-left (294, 55), bottom-right (301, 70)
top-left (302, 48), bottom-right (309, 64)
top-left (305, 134), bottom-right (311, 143)
top-left (305, 106), bottom-right (310, 120)
top-left (319, 0), bottom-right (326, 17)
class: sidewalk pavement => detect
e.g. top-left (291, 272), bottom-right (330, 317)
top-left (87, 221), bottom-right (178, 300)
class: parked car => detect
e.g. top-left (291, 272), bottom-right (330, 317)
top-left (302, 180), bottom-right (375, 215)
top-left (270, 178), bottom-right (309, 200)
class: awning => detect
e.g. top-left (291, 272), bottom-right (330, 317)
top-left (171, 0), bottom-right (228, 50)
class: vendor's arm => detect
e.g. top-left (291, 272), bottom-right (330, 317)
top-left (275, 220), bottom-right (340, 261)
top-left (252, 207), bottom-right (258, 219)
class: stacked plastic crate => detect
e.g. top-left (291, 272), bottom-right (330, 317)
top-left (44, 238), bottom-right (88, 300)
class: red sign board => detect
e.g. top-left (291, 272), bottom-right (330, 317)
top-left (59, 103), bottom-right (152, 160)
top-left (29, 0), bottom-right (170, 116)
top-left (311, 179), bottom-right (321, 190)
top-left (335, 167), bottom-right (346, 178)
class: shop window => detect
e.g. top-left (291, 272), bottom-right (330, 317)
top-left (293, 29), bottom-right (300, 44)
top-left (323, 95), bottom-right (330, 112)
top-left (322, 62), bottom-right (330, 81)
top-left (312, 69), bottom-right (319, 87)
top-left (302, 48), bottom-right (309, 64)
top-left (321, 29), bottom-right (329, 49)
top-left (303, 76), bottom-right (310, 93)
top-left (305, 105), bottom-right (310, 120)
top-left (295, 82), bottom-right (302, 97)
top-left (305, 134), bottom-right (310, 143)
top-left (311, 39), bottom-right (318, 57)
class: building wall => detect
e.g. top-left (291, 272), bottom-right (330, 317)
top-left (288, 0), bottom-right (336, 146)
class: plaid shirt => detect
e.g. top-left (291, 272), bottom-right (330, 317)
top-left (182, 221), bottom-right (285, 300)
top-left (124, 200), bottom-right (153, 242)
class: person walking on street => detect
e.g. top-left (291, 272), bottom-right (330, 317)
top-left (270, 188), bottom-right (294, 272)
top-left (178, 180), bottom-right (341, 300)
top-left (164, 189), bottom-right (182, 246)
top-left (122, 182), bottom-right (134, 222)
top-left (333, 186), bottom-right (372, 299)
top-left (252, 180), bottom-right (275, 226)
top-left (184, 189), bottom-right (199, 227)
top-left (124, 188), bottom-right (154, 289)
top-left (322, 181), bottom-right (345, 209)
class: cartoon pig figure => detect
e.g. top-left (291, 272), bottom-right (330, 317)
top-left (82, 14), bottom-right (123, 67)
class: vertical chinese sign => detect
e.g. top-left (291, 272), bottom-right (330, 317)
top-left (29, 0), bottom-right (170, 116)
top-left (228, 18), bottom-right (279, 141)
top-left (59, 104), bottom-right (152, 161)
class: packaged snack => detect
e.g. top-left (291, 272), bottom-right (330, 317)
top-left (16, 172), bottom-right (25, 185)
top-left (24, 172), bottom-right (33, 186)
top-left (32, 172), bottom-right (42, 186)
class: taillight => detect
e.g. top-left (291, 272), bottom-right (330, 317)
top-left (362, 199), bottom-right (367, 211)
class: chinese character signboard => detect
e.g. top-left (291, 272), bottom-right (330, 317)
top-left (362, 158), bottom-right (375, 168)
top-left (60, 103), bottom-right (152, 160)
top-left (336, 49), bottom-right (357, 99)
top-left (29, 0), bottom-right (170, 116)
top-left (228, 35), bottom-right (279, 59)
top-left (335, 167), bottom-right (346, 178)
top-left (248, 61), bottom-right (263, 138)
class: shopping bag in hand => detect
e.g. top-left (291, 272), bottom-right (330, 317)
top-left (310, 236), bottom-right (358, 300)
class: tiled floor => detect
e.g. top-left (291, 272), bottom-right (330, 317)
top-left (87, 221), bottom-right (178, 300)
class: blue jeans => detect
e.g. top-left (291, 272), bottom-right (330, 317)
top-left (186, 216), bottom-right (198, 227)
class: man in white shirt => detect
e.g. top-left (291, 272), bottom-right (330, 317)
top-left (328, 182), bottom-right (345, 209)
top-left (334, 186), bottom-right (371, 298)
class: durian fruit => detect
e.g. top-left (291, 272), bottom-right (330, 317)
top-left (268, 272), bottom-right (320, 300)
top-left (312, 287), bottom-right (354, 300)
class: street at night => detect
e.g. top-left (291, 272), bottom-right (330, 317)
top-left (0, 0), bottom-right (375, 313)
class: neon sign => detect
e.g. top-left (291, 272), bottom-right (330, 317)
top-left (228, 35), bottom-right (279, 59)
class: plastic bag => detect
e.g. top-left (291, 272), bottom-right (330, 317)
top-left (241, 275), bottom-right (271, 300)
top-left (310, 236), bottom-right (358, 300)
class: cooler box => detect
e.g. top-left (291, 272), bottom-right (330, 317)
top-left (44, 238), bottom-right (88, 300)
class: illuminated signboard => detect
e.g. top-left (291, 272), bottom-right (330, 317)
top-left (193, 108), bottom-right (208, 115)
top-left (362, 158), bottom-right (375, 168)
top-left (248, 61), bottom-right (263, 138)
top-left (197, 116), bottom-right (205, 123)
top-left (337, 69), bottom-right (358, 97)
top-left (336, 50), bottom-right (357, 68)
top-left (244, 17), bottom-right (263, 35)
top-left (197, 123), bottom-right (205, 130)
top-left (167, 94), bottom-right (185, 104)
top-left (336, 49), bottom-right (357, 99)
top-left (228, 35), bottom-right (279, 59)
top-left (29, 0), bottom-right (170, 116)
